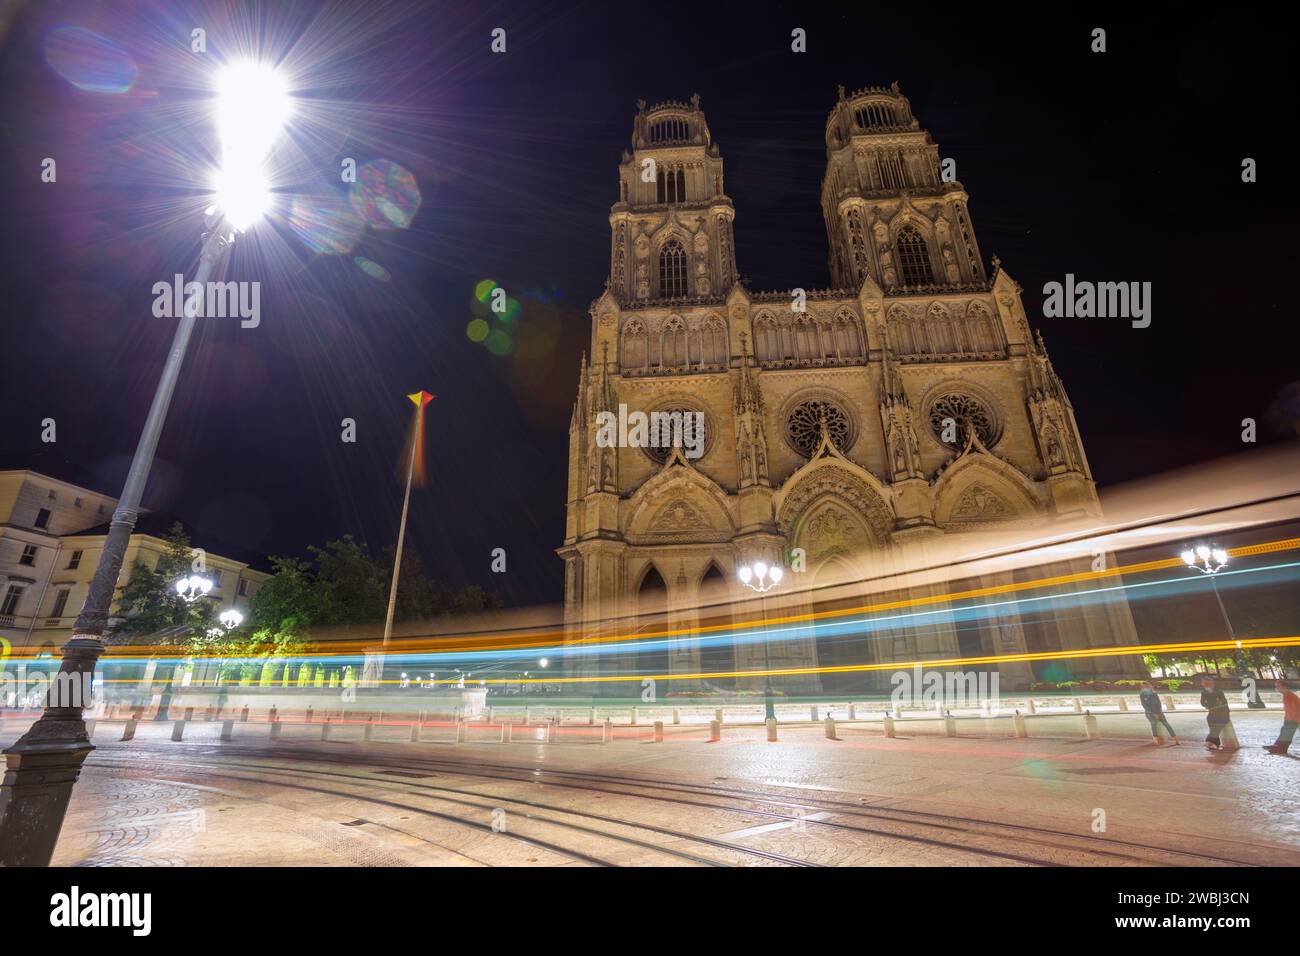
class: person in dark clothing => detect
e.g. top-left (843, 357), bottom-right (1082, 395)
top-left (1264, 681), bottom-right (1299, 756)
top-left (1200, 676), bottom-right (1232, 750)
top-left (1139, 681), bottom-right (1179, 744)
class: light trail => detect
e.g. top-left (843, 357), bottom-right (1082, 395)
top-left (21, 534), bottom-right (1300, 663)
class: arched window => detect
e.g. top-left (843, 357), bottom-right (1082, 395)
top-left (656, 168), bottom-right (666, 203)
top-left (896, 225), bottom-right (932, 286)
top-left (834, 312), bottom-right (862, 357)
top-left (676, 168), bottom-right (686, 202)
top-left (661, 315), bottom-right (687, 368)
top-left (659, 240), bottom-right (687, 297)
top-left (622, 319), bottom-right (648, 370)
top-left (701, 315), bottom-right (727, 365)
top-left (754, 314), bottom-right (779, 363)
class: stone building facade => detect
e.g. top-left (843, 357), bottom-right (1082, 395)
top-left (558, 86), bottom-right (1142, 693)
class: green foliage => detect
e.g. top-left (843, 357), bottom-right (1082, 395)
top-left (110, 522), bottom-right (214, 645)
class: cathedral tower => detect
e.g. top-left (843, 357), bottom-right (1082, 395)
top-left (558, 89), bottom-right (1142, 694)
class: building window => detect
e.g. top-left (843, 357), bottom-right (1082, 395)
top-left (68, 550), bottom-right (83, 570)
top-left (34, 508), bottom-right (51, 530)
top-left (1, 584), bottom-right (24, 617)
top-left (896, 226), bottom-right (932, 286)
top-left (210, 569), bottom-right (223, 587)
top-left (928, 392), bottom-right (1000, 449)
top-left (74, 497), bottom-right (82, 508)
top-left (785, 398), bottom-right (854, 458)
top-left (50, 589), bottom-right (70, 619)
top-left (238, 579), bottom-right (248, 597)
top-left (19, 545), bottom-right (38, 566)
top-left (47, 489), bottom-right (56, 500)
top-left (659, 240), bottom-right (687, 297)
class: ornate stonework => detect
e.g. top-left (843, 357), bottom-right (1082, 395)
top-left (558, 87), bottom-right (1142, 691)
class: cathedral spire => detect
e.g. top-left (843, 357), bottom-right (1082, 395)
top-left (733, 331), bottom-right (770, 489)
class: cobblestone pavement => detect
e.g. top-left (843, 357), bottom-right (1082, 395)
top-left (1, 709), bottom-right (1296, 867)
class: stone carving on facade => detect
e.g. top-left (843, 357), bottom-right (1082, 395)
top-left (951, 482), bottom-right (1011, 521)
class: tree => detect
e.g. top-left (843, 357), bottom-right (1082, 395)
top-left (110, 522), bottom-right (214, 645)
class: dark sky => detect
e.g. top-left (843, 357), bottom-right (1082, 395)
top-left (1, 1), bottom-right (1295, 607)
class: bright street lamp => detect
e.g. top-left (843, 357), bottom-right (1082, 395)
top-left (0, 60), bottom-right (293, 866)
top-left (1178, 544), bottom-right (1262, 707)
top-left (175, 574), bottom-right (214, 602)
top-left (218, 608), bottom-right (244, 630)
top-left (738, 558), bottom-right (784, 721)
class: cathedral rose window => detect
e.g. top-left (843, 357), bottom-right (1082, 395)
top-left (785, 399), bottom-right (853, 458)
top-left (927, 392), bottom-right (999, 449)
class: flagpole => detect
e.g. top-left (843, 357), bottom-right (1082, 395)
top-left (382, 392), bottom-right (433, 647)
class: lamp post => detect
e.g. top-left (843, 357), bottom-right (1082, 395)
top-left (1180, 545), bottom-right (1263, 708)
top-left (738, 559), bottom-right (783, 721)
top-left (0, 61), bottom-right (291, 866)
top-left (151, 573), bottom-right (214, 719)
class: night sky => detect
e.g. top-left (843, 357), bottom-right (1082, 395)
top-left (0, 2), bottom-right (1295, 607)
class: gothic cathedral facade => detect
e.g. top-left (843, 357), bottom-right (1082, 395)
top-left (558, 86), bottom-right (1143, 693)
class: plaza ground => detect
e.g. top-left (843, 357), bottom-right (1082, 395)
top-left (2, 705), bottom-right (1296, 867)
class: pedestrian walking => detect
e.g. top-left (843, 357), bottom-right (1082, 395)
top-left (1139, 681), bottom-right (1178, 744)
top-left (1199, 676), bottom-right (1231, 750)
top-left (1264, 680), bottom-right (1299, 756)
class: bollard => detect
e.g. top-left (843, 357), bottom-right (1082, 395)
top-left (891, 702), bottom-right (901, 719)
top-left (85, 720), bottom-right (96, 739)
top-left (630, 706), bottom-right (638, 726)
top-left (944, 712), bottom-right (957, 737)
top-left (183, 707), bottom-right (194, 722)
top-left (524, 706), bottom-right (531, 723)
top-left (269, 706), bottom-right (278, 723)
top-left (486, 707), bottom-right (494, 723)
top-left (1118, 697), bottom-right (1129, 713)
top-left (980, 700), bottom-right (991, 718)
top-left (883, 713), bottom-right (896, 738)
top-left (766, 718), bottom-right (778, 742)
top-left (121, 719), bottom-right (137, 742)
top-left (240, 705), bottom-right (250, 723)
top-left (504, 722), bottom-right (513, 744)
top-left (810, 705), bottom-right (819, 722)
top-left (708, 719), bottom-right (721, 742)
top-left (824, 715), bottom-right (838, 740)
top-left (848, 703), bottom-right (856, 721)
top-left (205, 706), bottom-right (215, 721)
top-left (305, 706), bottom-right (314, 723)
top-left (714, 708), bottom-right (723, 726)
top-left (171, 720), bottom-right (186, 742)
top-left (221, 719), bottom-right (234, 741)
top-left (1164, 695), bottom-right (1176, 711)
top-left (1220, 720), bottom-right (1240, 751)
top-left (322, 718), bottom-right (332, 741)
top-left (364, 717), bottom-right (374, 741)
top-left (672, 708), bottom-right (680, 725)
top-left (1013, 710), bottom-right (1028, 738)
top-left (588, 707), bottom-right (596, 726)
top-left (409, 720), bottom-right (420, 743)
top-left (1072, 698), bottom-right (1083, 714)
top-left (456, 722), bottom-right (465, 744)
top-left (601, 718), bottom-right (611, 744)
top-left (1084, 710), bottom-right (1100, 740)
top-left (270, 720), bottom-right (283, 740)
top-left (1026, 698), bottom-right (1037, 715)
top-left (653, 720), bottom-right (664, 743)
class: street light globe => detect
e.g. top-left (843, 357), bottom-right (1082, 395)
top-left (753, 561), bottom-right (768, 580)
top-left (737, 565), bottom-right (753, 585)
top-left (1196, 545), bottom-right (1211, 561)
top-left (1212, 548), bottom-right (1229, 565)
top-left (1180, 549), bottom-right (1196, 566)
top-left (769, 565), bottom-right (783, 583)
top-left (213, 61), bottom-right (291, 229)
top-left (219, 608), bottom-right (243, 629)
top-left (539, 658), bottom-right (549, 668)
